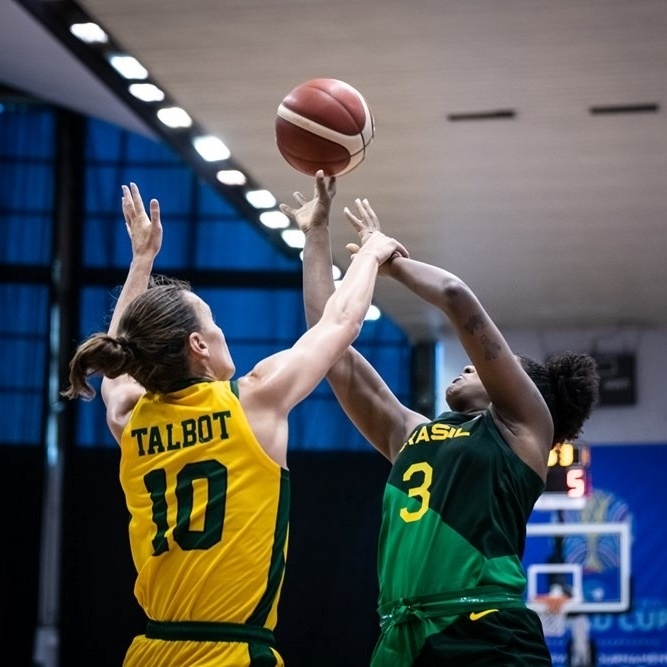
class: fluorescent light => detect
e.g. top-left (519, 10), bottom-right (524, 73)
top-left (365, 304), bottom-right (381, 321)
top-left (193, 136), bottom-right (231, 161)
top-left (157, 107), bottom-right (192, 128)
top-left (259, 211), bottom-right (290, 229)
top-left (108, 54), bottom-right (148, 80)
top-left (70, 22), bottom-right (108, 44)
top-left (216, 169), bottom-right (247, 186)
top-left (281, 229), bottom-right (305, 249)
top-left (245, 189), bottom-right (276, 209)
top-left (129, 83), bottom-right (165, 102)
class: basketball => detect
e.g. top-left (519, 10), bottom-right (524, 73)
top-left (275, 78), bottom-right (375, 177)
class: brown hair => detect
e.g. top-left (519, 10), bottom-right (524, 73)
top-left (63, 277), bottom-right (200, 399)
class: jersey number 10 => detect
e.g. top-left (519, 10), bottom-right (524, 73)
top-left (144, 459), bottom-right (227, 554)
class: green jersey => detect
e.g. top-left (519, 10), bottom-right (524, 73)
top-left (372, 410), bottom-right (550, 666)
top-left (378, 409), bottom-right (544, 611)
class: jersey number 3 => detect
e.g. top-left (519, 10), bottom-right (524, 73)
top-left (144, 459), bottom-right (227, 555)
top-left (399, 461), bottom-right (433, 523)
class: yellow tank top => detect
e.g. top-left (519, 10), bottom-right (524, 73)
top-left (119, 380), bottom-right (289, 630)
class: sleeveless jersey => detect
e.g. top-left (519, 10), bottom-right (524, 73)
top-left (119, 380), bottom-right (289, 630)
top-left (377, 410), bottom-right (544, 607)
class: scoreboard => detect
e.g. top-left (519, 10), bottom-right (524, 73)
top-left (534, 442), bottom-right (591, 510)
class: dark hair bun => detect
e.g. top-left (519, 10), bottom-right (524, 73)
top-left (546, 352), bottom-right (600, 443)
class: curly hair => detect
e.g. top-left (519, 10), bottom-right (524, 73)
top-left (63, 277), bottom-right (200, 399)
top-left (519, 352), bottom-right (600, 446)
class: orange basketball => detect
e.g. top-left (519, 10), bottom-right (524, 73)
top-left (275, 78), bottom-right (375, 177)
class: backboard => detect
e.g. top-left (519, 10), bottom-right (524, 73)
top-left (524, 520), bottom-right (631, 614)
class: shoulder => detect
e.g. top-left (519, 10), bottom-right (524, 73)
top-left (488, 406), bottom-right (549, 481)
top-left (104, 379), bottom-right (146, 444)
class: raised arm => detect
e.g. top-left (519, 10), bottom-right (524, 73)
top-left (101, 183), bottom-right (163, 441)
top-left (280, 172), bottom-right (427, 461)
top-left (345, 198), bottom-right (554, 475)
top-left (237, 204), bottom-right (410, 466)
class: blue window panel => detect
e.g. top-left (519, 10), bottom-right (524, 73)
top-left (0, 285), bottom-right (49, 445)
top-left (198, 183), bottom-right (242, 216)
top-left (2, 162), bottom-right (54, 210)
top-left (0, 161), bottom-right (54, 265)
top-left (84, 212), bottom-right (193, 269)
top-left (84, 165), bottom-right (193, 216)
top-left (0, 335), bottom-right (47, 388)
top-left (193, 217), bottom-right (300, 271)
top-left (76, 378), bottom-right (115, 448)
top-left (79, 287), bottom-right (115, 339)
top-left (0, 210), bottom-right (54, 265)
top-left (0, 105), bottom-right (54, 158)
top-left (287, 395), bottom-right (371, 451)
top-left (0, 390), bottom-right (44, 445)
top-left (0, 285), bottom-right (49, 334)
top-left (86, 118), bottom-right (178, 164)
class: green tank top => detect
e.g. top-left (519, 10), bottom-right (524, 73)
top-left (377, 410), bottom-right (545, 608)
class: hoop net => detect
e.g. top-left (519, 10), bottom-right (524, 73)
top-left (530, 595), bottom-right (571, 637)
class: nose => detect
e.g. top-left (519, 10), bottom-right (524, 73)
top-left (463, 365), bottom-right (475, 374)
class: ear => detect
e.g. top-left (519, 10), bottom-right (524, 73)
top-left (188, 332), bottom-right (209, 358)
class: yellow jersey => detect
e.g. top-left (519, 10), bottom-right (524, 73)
top-left (119, 380), bottom-right (289, 631)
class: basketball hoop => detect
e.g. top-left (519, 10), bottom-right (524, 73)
top-left (530, 594), bottom-right (571, 637)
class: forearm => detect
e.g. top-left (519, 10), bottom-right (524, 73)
top-left (106, 255), bottom-right (155, 336)
top-left (321, 252), bottom-right (378, 329)
top-left (386, 256), bottom-right (472, 316)
top-left (302, 225), bottom-right (337, 327)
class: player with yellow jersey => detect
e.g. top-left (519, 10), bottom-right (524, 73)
top-left (120, 380), bottom-right (289, 665)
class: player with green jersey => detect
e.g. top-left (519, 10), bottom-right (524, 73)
top-left (293, 173), bottom-right (600, 665)
top-left (373, 410), bottom-right (550, 665)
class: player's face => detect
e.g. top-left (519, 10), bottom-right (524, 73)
top-left (188, 294), bottom-right (235, 380)
top-left (445, 364), bottom-right (490, 412)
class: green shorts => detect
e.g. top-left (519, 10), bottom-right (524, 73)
top-left (372, 592), bottom-right (552, 667)
top-left (411, 607), bottom-right (552, 666)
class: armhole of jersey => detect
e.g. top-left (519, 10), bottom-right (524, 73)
top-left (230, 379), bottom-right (239, 399)
top-left (483, 411), bottom-right (545, 490)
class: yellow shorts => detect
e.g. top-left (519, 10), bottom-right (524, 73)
top-left (123, 633), bottom-right (284, 667)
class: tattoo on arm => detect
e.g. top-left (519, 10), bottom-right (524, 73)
top-left (464, 314), bottom-right (486, 335)
top-left (464, 313), bottom-right (501, 360)
top-left (481, 334), bottom-right (501, 360)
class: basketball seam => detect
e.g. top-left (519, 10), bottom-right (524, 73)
top-left (277, 105), bottom-right (369, 155)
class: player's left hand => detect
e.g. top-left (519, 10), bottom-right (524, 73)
top-left (121, 182), bottom-right (163, 261)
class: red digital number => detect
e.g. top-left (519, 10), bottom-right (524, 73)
top-left (566, 468), bottom-right (586, 498)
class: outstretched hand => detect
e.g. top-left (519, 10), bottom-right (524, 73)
top-left (351, 230), bottom-right (409, 267)
top-left (121, 182), bottom-right (163, 261)
top-left (344, 197), bottom-right (408, 270)
top-left (279, 170), bottom-right (337, 234)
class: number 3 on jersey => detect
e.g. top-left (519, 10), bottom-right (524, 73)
top-left (399, 461), bottom-right (433, 523)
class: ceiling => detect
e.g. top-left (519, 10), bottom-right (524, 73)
top-left (2, 0), bottom-right (666, 342)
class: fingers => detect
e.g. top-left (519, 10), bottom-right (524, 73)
top-left (314, 169), bottom-right (336, 199)
top-left (121, 184), bottom-right (132, 218)
top-left (293, 191), bottom-right (307, 206)
top-left (121, 182), bottom-right (147, 221)
top-left (129, 182), bottom-right (145, 212)
top-left (354, 197), bottom-right (378, 224)
top-left (149, 199), bottom-right (161, 225)
top-left (392, 239), bottom-right (409, 258)
top-left (279, 203), bottom-right (293, 218)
